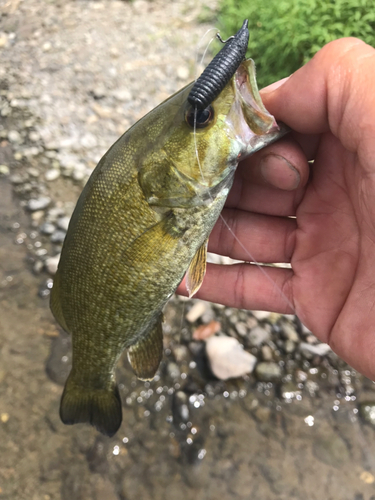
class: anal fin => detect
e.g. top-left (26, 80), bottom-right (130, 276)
top-left (127, 317), bottom-right (163, 381)
top-left (186, 239), bottom-right (208, 298)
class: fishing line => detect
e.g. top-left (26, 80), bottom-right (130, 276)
top-left (193, 28), bottom-right (219, 83)
top-left (191, 26), bottom-right (295, 313)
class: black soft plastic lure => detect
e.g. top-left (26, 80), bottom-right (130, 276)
top-left (187, 19), bottom-right (249, 110)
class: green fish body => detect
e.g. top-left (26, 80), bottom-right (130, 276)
top-left (50, 58), bottom-right (287, 436)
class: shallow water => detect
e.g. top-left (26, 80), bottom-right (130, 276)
top-left (2, 176), bottom-right (375, 500)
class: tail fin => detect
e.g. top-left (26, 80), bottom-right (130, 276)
top-left (60, 372), bottom-right (122, 437)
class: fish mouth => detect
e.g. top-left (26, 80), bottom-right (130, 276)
top-left (226, 58), bottom-right (289, 158)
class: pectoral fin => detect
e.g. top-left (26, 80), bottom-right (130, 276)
top-left (186, 239), bottom-right (208, 298)
top-left (127, 317), bottom-right (164, 381)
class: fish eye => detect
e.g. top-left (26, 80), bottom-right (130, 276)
top-left (185, 105), bottom-right (214, 129)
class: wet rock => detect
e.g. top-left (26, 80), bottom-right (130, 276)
top-left (205, 336), bottom-right (256, 380)
top-left (359, 402), bottom-right (375, 427)
top-left (27, 196), bottom-right (51, 211)
top-left (248, 326), bottom-right (270, 346)
top-left (255, 362), bottom-right (282, 382)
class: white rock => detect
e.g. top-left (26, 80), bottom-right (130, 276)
top-left (57, 216), bottom-right (70, 231)
top-left (185, 301), bottom-right (209, 323)
top-left (45, 169), bottom-right (60, 181)
top-left (299, 342), bottom-right (332, 357)
top-left (248, 326), bottom-right (270, 346)
top-left (27, 196), bottom-right (51, 211)
top-left (205, 336), bottom-right (257, 380)
top-left (251, 310), bottom-right (271, 321)
top-left (45, 254), bottom-right (61, 275)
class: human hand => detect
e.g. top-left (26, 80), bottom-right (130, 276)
top-left (177, 38), bottom-right (375, 380)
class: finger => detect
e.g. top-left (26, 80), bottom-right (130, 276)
top-left (225, 169), bottom-right (306, 216)
top-left (176, 263), bottom-right (294, 314)
top-left (208, 209), bottom-right (296, 263)
top-left (240, 137), bottom-right (310, 191)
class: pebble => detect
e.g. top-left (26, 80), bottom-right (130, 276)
top-left (205, 336), bottom-right (257, 380)
top-left (166, 362), bottom-right (181, 379)
top-left (248, 326), bottom-right (270, 347)
top-left (261, 345), bottom-right (273, 361)
top-left (46, 207), bottom-right (65, 221)
top-left (177, 66), bottom-right (189, 80)
top-left (235, 322), bottom-right (248, 337)
top-left (8, 129), bottom-right (22, 143)
top-left (27, 167), bottom-right (39, 177)
top-left (72, 168), bottom-right (85, 181)
top-left (281, 322), bottom-right (299, 342)
top-left (27, 196), bottom-right (51, 211)
top-left (57, 216), bottom-right (70, 231)
top-left (45, 169), bottom-right (60, 181)
top-left (45, 254), bottom-right (60, 275)
top-left (0, 165), bottom-right (10, 175)
top-left (284, 339), bottom-right (296, 353)
top-left (28, 130), bottom-right (40, 142)
top-left (31, 210), bottom-right (44, 222)
top-left (113, 89), bottom-right (132, 102)
top-left (172, 345), bottom-right (189, 363)
top-left (40, 222), bottom-right (56, 235)
top-left (251, 310), bottom-right (271, 321)
top-left (299, 342), bottom-right (331, 357)
top-left (192, 320), bottom-right (221, 341)
top-left (255, 362), bottom-right (282, 382)
top-left (50, 230), bottom-right (66, 243)
top-left (186, 301), bottom-right (209, 323)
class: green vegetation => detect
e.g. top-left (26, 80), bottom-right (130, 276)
top-left (217, 0), bottom-right (375, 88)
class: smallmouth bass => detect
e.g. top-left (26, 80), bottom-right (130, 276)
top-left (50, 21), bottom-right (289, 436)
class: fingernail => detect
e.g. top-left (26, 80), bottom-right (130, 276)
top-left (260, 154), bottom-right (300, 190)
top-left (261, 77), bottom-right (289, 94)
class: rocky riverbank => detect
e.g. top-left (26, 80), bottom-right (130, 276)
top-left (1, 1), bottom-right (375, 499)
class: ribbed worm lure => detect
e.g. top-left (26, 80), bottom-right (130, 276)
top-left (187, 19), bottom-right (249, 110)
